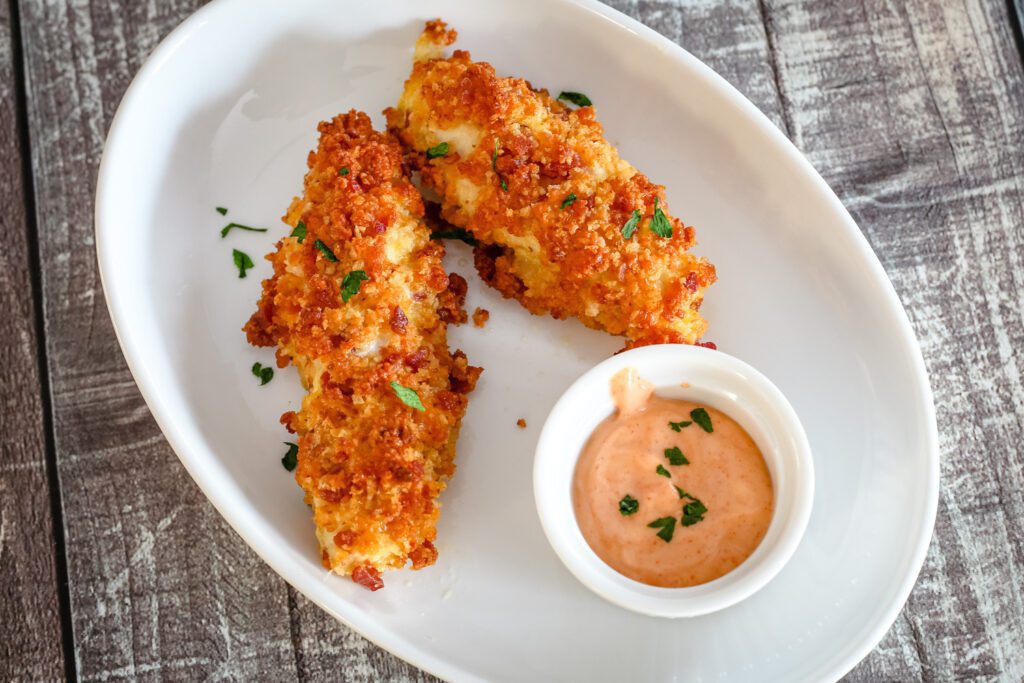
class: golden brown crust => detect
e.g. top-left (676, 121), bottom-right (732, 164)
top-left (386, 22), bottom-right (716, 348)
top-left (246, 110), bottom-right (480, 586)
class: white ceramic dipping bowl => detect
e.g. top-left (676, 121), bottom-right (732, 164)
top-left (534, 344), bottom-right (814, 618)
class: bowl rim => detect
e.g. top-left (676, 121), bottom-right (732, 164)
top-left (93, 0), bottom-right (940, 678)
top-left (533, 344), bottom-right (815, 618)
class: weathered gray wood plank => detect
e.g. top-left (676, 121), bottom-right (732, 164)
top-left (0, 2), bottom-right (65, 681)
top-left (18, 0), bottom-right (292, 679)
top-left (755, 0), bottom-right (1024, 679)
top-left (13, 0), bottom-right (1024, 679)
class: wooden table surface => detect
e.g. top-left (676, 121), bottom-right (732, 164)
top-left (2, 0), bottom-right (1023, 680)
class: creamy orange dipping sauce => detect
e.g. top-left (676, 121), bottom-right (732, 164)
top-left (572, 369), bottom-right (774, 587)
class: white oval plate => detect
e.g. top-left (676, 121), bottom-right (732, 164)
top-left (95, 0), bottom-right (939, 680)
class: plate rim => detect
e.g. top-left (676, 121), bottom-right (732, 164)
top-left (94, 0), bottom-right (940, 680)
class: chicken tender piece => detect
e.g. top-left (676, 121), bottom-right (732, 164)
top-left (386, 21), bottom-right (716, 349)
top-left (246, 111), bottom-right (480, 590)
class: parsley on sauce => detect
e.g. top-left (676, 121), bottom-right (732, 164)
top-left (619, 495), bottom-right (639, 516)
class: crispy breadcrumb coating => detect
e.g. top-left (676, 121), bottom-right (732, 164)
top-left (245, 111), bottom-right (480, 589)
top-left (386, 21), bottom-right (716, 349)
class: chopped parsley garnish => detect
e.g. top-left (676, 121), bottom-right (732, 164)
top-left (618, 495), bottom-right (639, 516)
top-left (649, 197), bottom-right (672, 238)
top-left (690, 407), bottom-right (714, 433)
top-left (282, 442), bottom-right (298, 471)
top-left (681, 499), bottom-right (708, 527)
top-left (655, 464), bottom-right (671, 478)
top-left (647, 516), bottom-right (676, 542)
top-left (232, 249), bottom-right (254, 278)
top-left (338, 167), bottom-right (350, 176)
top-left (426, 142), bottom-right (450, 159)
top-left (560, 193), bottom-right (577, 209)
top-left (314, 239), bottom-right (338, 262)
top-left (390, 381), bottom-right (425, 411)
top-left (669, 419), bottom-right (692, 432)
top-left (674, 485), bottom-right (688, 499)
top-left (221, 222), bottom-right (269, 238)
top-left (290, 221), bottom-right (307, 243)
top-left (621, 209), bottom-right (641, 240)
top-left (664, 446), bottom-right (689, 466)
top-left (558, 91), bottom-right (593, 107)
top-left (340, 270), bottom-right (369, 302)
top-left (216, 206), bottom-right (228, 215)
top-left (251, 362), bottom-right (273, 385)
top-left (492, 139), bottom-right (508, 192)
top-left (430, 227), bottom-right (478, 246)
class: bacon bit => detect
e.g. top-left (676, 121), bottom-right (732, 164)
top-left (516, 418), bottom-right (527, 429)
top-left (351, 565), bottom-right (384, 591)
top-left (447, 272), bottom-right (468, 298)
top-left (405, 347), bottom-right (429, 371)
top-left (319, 488), bottom-right (344, 503)
top-left (280, 411), bottom-right (298, 434)
top-left (391, 306), bottom-right (409, 334)
top-left (439, 273), bottom-right (470, 324)
top-left (684, 272), bottom-right (699, 293)
top-left (391, 464), bottom-right (414, 482)
top-left (333, 530), bottom-right (356, 548)
top-left (472, 307), bottom-right (489, 328)
top-left (436, 390), bottom-right (462, 411)
top-left (409, 540), bottom-right (438, 569)
top-left (696, 341), bottom-right (717, 350)
top-left (369, 219), bottom-right (387, 235)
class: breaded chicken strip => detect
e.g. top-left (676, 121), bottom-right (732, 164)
top-left (246, 111), bottom-right (480, 590)
top-left (386, 21), bottom-right (716, 349)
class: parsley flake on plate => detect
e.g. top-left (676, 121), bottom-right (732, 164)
top-left (221, 222), bottom-right (269, 238)
top-left (557, 91), bottom-right (592, 107)
top-left (251, 362), bottom-right (273, 385)
top-left (281, 442), bottom-right (298, 472)
top-left (232, 249), bottom-right (254, 278)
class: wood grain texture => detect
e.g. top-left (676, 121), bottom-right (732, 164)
top-left (757, 0), bottom-right (1024, 679)
top-left (10, 0), bottom-right (1024, 680)
top-left (18, 0), bottom-right (291, 679)
top-left (0, 1), bottom-right (65, 680)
